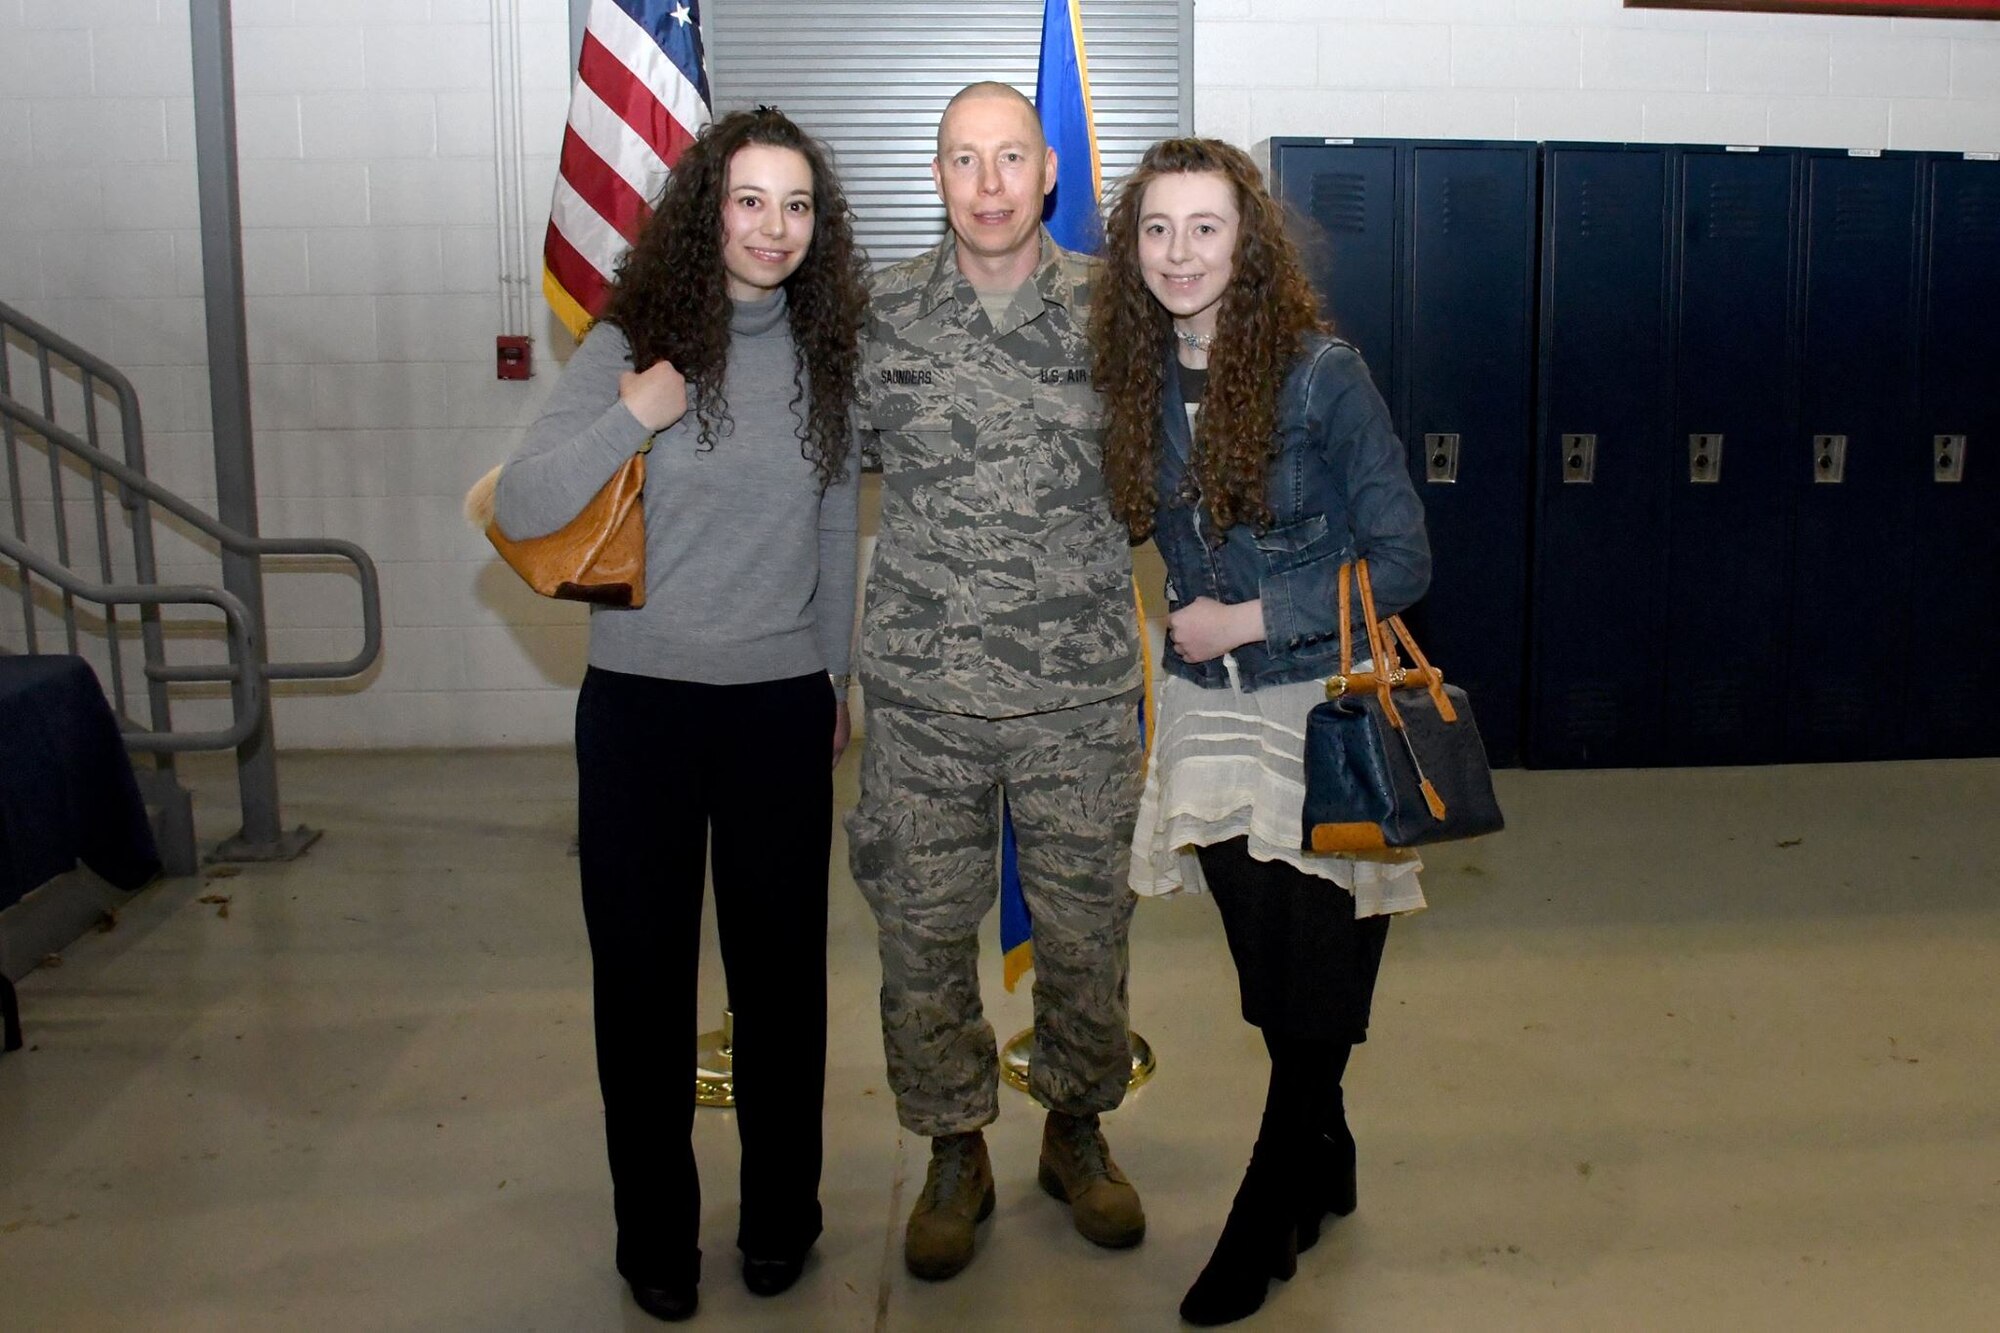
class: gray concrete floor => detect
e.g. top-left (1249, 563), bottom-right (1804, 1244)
top-left (1, 747), bottom-right (1996, 1331)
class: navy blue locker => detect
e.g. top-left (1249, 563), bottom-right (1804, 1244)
top-left (1907, 154), bottom-right (2000, 757)
top-left (1663, 147), bottom-right (1798, 765)
top-left (1399, 142), bottom-right (1539, 767)
top-left (1268, 142), bottom-right (1399, 388)
top-left (1788, 152), bottom-right (1923, 763)
top-left (1529, 145), bottom-right (1673, 768)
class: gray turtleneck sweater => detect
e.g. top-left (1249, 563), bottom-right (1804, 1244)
top-left (494, 290), bottom-right (859, 685)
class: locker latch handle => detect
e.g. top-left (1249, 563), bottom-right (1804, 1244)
top-left (1934, 435), bottom-right (1966, 484)
top-left (1813, 434), bottom-right (1847, 484)
top-left (1689, 433), bottom-right (1723, 484)
top-left (1561, 433), bottom-right (1596, 484)
top-left (1424, 433), bottom-right (1460, 484)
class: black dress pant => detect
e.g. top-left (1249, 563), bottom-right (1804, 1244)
top-left (1195, 837), bottom-right (1391, 1045)
top-left (575, 665), bottom-right (833, 1287)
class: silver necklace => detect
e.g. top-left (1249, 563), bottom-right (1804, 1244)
top-left (1175, 328), bottom-right (1215, 352)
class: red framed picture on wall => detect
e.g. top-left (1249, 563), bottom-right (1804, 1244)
top-left (1628, 1), bottom-right (2000, 16)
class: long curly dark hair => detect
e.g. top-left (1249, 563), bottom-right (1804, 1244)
top-left (601, 107), bottom-right (867, 490)
top-left (1092, 138), bottom-right (1326, 540)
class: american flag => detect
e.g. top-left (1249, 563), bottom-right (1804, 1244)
top-left (543, 0), bottom-right (712, 339)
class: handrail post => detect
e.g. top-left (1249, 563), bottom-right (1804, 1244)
top-left (189, 0), bottom-right (315, 861)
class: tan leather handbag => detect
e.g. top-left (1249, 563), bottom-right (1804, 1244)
top-left (463, 445), bottom-right (649, 607)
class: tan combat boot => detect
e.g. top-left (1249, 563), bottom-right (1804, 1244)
top-left (904, 1131), bottom-right (995, 1281)
top-left (1038, 1111), bottom-right (1145, 1248)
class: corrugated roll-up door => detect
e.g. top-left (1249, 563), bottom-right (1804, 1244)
top-left (705, 2), bottom-right (1192, 266)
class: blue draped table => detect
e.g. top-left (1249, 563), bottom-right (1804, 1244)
top-left (0, 654), bottom-right (160, 1051)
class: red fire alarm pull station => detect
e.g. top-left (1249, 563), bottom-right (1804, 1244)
top-left (496, 335), bottom-right (532, 381)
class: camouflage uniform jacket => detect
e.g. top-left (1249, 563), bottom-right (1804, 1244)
top-left (858, 231), bottom-right (1142, 719)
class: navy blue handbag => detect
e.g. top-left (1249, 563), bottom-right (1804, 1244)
top-left (1301, 560), bottom-right (1504, 853)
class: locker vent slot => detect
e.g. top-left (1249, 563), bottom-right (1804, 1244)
top-left (1943, 183), bottom-right (2000, 244)
top-left (1441, 174), bottom-right (1500, 234)
top-left (1311, 172), bottom-right (1369, 234)
top-left (1832, 183), bottom-right (1890, 239)
top-left (1562, 684), bottom-right (1620, 742)
top-left (1704, 181), bottom-right (1766, 239)
top-left (1578, 178), bottom-right (1631, 238)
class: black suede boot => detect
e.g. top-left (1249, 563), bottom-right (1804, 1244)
top-left (1283, 1040), bottom-right (1355, 1253)
top-left (1179, 1150), bottom-right (1300, 1327)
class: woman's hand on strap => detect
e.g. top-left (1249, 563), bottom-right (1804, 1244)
top-left (1167, 597), bottom-right (1265, 663)
top-left (618, 359), bottom-right (688, 433)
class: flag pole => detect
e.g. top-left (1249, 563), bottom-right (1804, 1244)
top-left (695, 1008), bottom-right (734, 1108)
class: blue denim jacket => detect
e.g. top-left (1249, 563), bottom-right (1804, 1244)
top-left (1154, 334), bottom-right (1431, 691)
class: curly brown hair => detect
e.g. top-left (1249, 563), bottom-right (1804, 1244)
top-left (1092, 138), bottom-right (1326, 540)
top-left (601, 108), bottom-right (867, 490)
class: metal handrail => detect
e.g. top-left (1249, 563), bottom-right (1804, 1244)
top-left (0, 531), bottom-right (263, 752)
top-left (2, 299), bottom-right (174, 743)
top-left (0, 397), bottom-right (381, 684)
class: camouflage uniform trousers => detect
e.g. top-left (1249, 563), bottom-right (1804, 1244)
top-left (847, 689), bottom-right (1144, 1137)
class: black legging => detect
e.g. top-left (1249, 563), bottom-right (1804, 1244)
top-left (1194, 837), bottom-right (1390, 1044)
top-left (575, 665), bottom-right (833, 1287)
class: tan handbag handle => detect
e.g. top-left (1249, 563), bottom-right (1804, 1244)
top-left (1325, 558), bottom-right (1449, 715)
top-left (1342, 558), bottom-right (1452, 820)
top-left (1351, 559), bottom-right (1403, 727)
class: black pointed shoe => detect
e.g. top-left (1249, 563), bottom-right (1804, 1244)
top-left (629, 1279), bottom-right (698, 1322)
top-left (742, 1248), bottom-right (810, 1297)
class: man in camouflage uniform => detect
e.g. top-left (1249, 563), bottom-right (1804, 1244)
top-left (847, 82), bottom-right (1146, 1281)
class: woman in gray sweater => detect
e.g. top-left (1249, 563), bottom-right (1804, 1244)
top-left (494, 108), bottom-right (866, 1323)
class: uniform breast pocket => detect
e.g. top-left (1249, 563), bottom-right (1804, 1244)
top-left (1031, 380), bottom-right (1107, 510)
top-left (871, 390), bottom-right (961, 472)
top-left (870, 358), bottom-right (957, 423)
top-left (1034, 378), bottom-right (1102, 435)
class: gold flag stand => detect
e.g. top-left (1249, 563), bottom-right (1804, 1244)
top-left (694, 1009), bottom-right (734, 1108)
top-left (1001, 1027), bottom-right (1156, 1095)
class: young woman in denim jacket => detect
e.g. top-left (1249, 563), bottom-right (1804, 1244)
top-left (1093, 138), bottom-right (1431, 1327)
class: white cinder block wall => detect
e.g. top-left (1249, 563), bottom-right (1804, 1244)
top-left (1195, 0), bottom-right (2000, 153)
top-left (3, 0), bottom-right (1997, 748)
